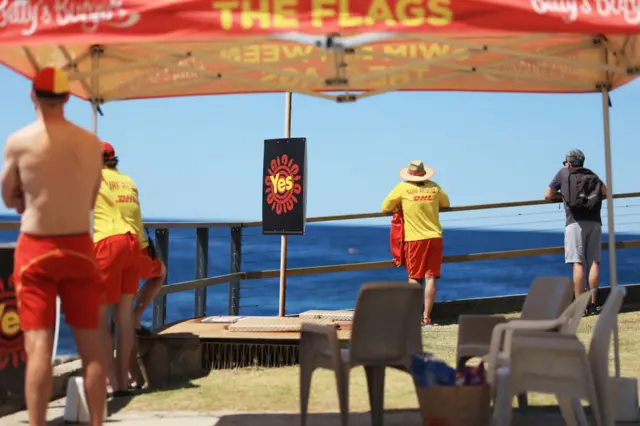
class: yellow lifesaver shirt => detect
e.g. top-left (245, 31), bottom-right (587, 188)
top-left (93, 169), bottom-right (136, 244)
top-left (101, 168), bottom-right (148, 249)
top-left (381, 181), bottom-right (450, 241)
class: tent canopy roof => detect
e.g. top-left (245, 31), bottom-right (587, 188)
top-left (0, 0), bottom-right (639, 103)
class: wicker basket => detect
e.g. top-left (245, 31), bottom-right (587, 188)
top-left (415, 384), bottom-right (490, 426)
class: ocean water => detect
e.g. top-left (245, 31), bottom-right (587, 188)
top-left (1, 212), bottom-right (640, 355)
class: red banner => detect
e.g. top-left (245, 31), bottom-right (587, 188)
top-left (0, 0), bottom-right (639, 46)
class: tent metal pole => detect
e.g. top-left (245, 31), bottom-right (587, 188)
top-left (602, 86), bottom-right (620, 377)
top-left (91, 48), bottom-right (100, 135)
top-left (91, 104), bottom-right (98, 134)
top-left (278, 92), bottom-right (292, 317)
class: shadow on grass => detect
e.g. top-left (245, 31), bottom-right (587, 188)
top-left (23, 404), bottom-right (638, 426)
top-left (430, 316), bottom-right (460, 326)
top-left (5, 382), bottom-right (202, 425)
top-left (205, 409), bottom-right (422, 426)
top-left (107, 381), bottom-right (202, 416)
top-left (620, 302), bottom-right (640, 314)
top-left (212, 406), bottom-right (640, 426)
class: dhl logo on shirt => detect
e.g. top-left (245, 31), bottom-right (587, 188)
top-left (117, 194), bottom-right (139, 204)
top-left (407, 186), bottom-right (438, 202)
top-left (106, 180), bottom-right (139, 205)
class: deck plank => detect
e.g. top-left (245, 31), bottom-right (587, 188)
top-left (157, 317), bottom-right (351, 341)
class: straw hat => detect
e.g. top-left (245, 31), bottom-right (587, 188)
top-left (398, 160), bottom-right (434, 182)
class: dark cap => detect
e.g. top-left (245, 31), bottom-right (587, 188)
top-left (563, 149), bottom-right (585, 166)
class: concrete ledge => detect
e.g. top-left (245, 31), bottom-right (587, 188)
top-left (0, 359), bottom-right (82, 417)
top-left (431, 283), bottom-right (640, 320)
top-left (136, 332), bottom-right (206, 389)
top-left (52, 359), bottom-right (82, 400)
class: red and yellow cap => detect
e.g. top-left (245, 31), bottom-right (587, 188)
top-left (101, 141), bottom-right (116, 160)
top-left (32, 67), bottom-right (70, 97)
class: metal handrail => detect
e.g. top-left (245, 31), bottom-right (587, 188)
top-left (157, 239), bottom-right (640, 296)
top-left (0, 191), bottom-right (636, 231)
top-left (2, 192), bottom-right (638, 326)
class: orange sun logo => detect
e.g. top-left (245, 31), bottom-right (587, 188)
top-left (0, 274), bottom-right (25, 370)
top-left (265, 154), bottom-right (302, 215)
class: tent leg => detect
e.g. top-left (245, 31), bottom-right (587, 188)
top-left (278, 92), bottom-right (293, 317)
top-left (91, 48), bottom-right (100, 135)
top-left (92, 104), bottom-right (99, 134)
top-left (601, 87), bottom-right (620, 378)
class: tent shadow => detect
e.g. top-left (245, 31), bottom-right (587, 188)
top-left (107, 381), bottom-right (202, 416)
top-left (213, 406), bottom-right (640, 426)
top-left (215, 409), bottom-right (422, 426)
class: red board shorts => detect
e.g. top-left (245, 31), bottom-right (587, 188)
top-left (404, 238), bottom-right (444, 280)
top-left (139, 247), bottom-right (164, 280)
top-left (94, 233), bottom-right (140, 305)
top-left (14, 233), bottom-right (104, 331)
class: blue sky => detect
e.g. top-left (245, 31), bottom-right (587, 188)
top-left (1, 67), bottom-right (639, 231)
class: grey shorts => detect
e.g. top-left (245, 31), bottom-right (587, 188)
top-left (565, 221), bottom-right (602, 264)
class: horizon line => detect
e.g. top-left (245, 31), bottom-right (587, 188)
top-left (0, 214), bottom-right (636, 235)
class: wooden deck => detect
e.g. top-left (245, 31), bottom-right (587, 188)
top-left (157, 314), bottom-right (352, 342)
top-left (145, 313), bottom-right (355, 371)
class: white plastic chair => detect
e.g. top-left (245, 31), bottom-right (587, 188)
top-left (490, 286), bottom-right (626, 426)
top-left (457, 276), bottom-right (574, 369)
top-left (485, 290), bottom-right (593, 386)
top-left (299, 282), bottom-right (423, 426)
top-left (458, 276), bottom-right (573, 408)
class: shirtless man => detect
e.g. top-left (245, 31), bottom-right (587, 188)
top-left (1, 67), bottom-right (106, 426)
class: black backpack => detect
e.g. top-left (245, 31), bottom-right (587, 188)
top-left (565, 167), bottom-right (602, 210)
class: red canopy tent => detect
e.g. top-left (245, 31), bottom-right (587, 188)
top-left (1, 0), bottom-right (639, 384)
top-left (0, 0), bottom-right (638, 101)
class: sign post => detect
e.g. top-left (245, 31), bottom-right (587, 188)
top-left (262, 98), bottom-right (307, 316)
top-left (0, 243), bottom-right (26, 414)
top-left (281, 92), bottom-right (291, 318)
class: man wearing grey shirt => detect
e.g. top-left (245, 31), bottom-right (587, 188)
top-left (545, 149), bottom-right (607, 316)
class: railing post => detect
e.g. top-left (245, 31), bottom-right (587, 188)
top-left (228, 226), bottom-right (242, 316)
top-left (194, 227), bottom-right (209, 318)
top-left (152, 228), bottom-right (169, 329)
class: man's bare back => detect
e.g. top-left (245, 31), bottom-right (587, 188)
top-left (3, 119), bottom-right (102, 235)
